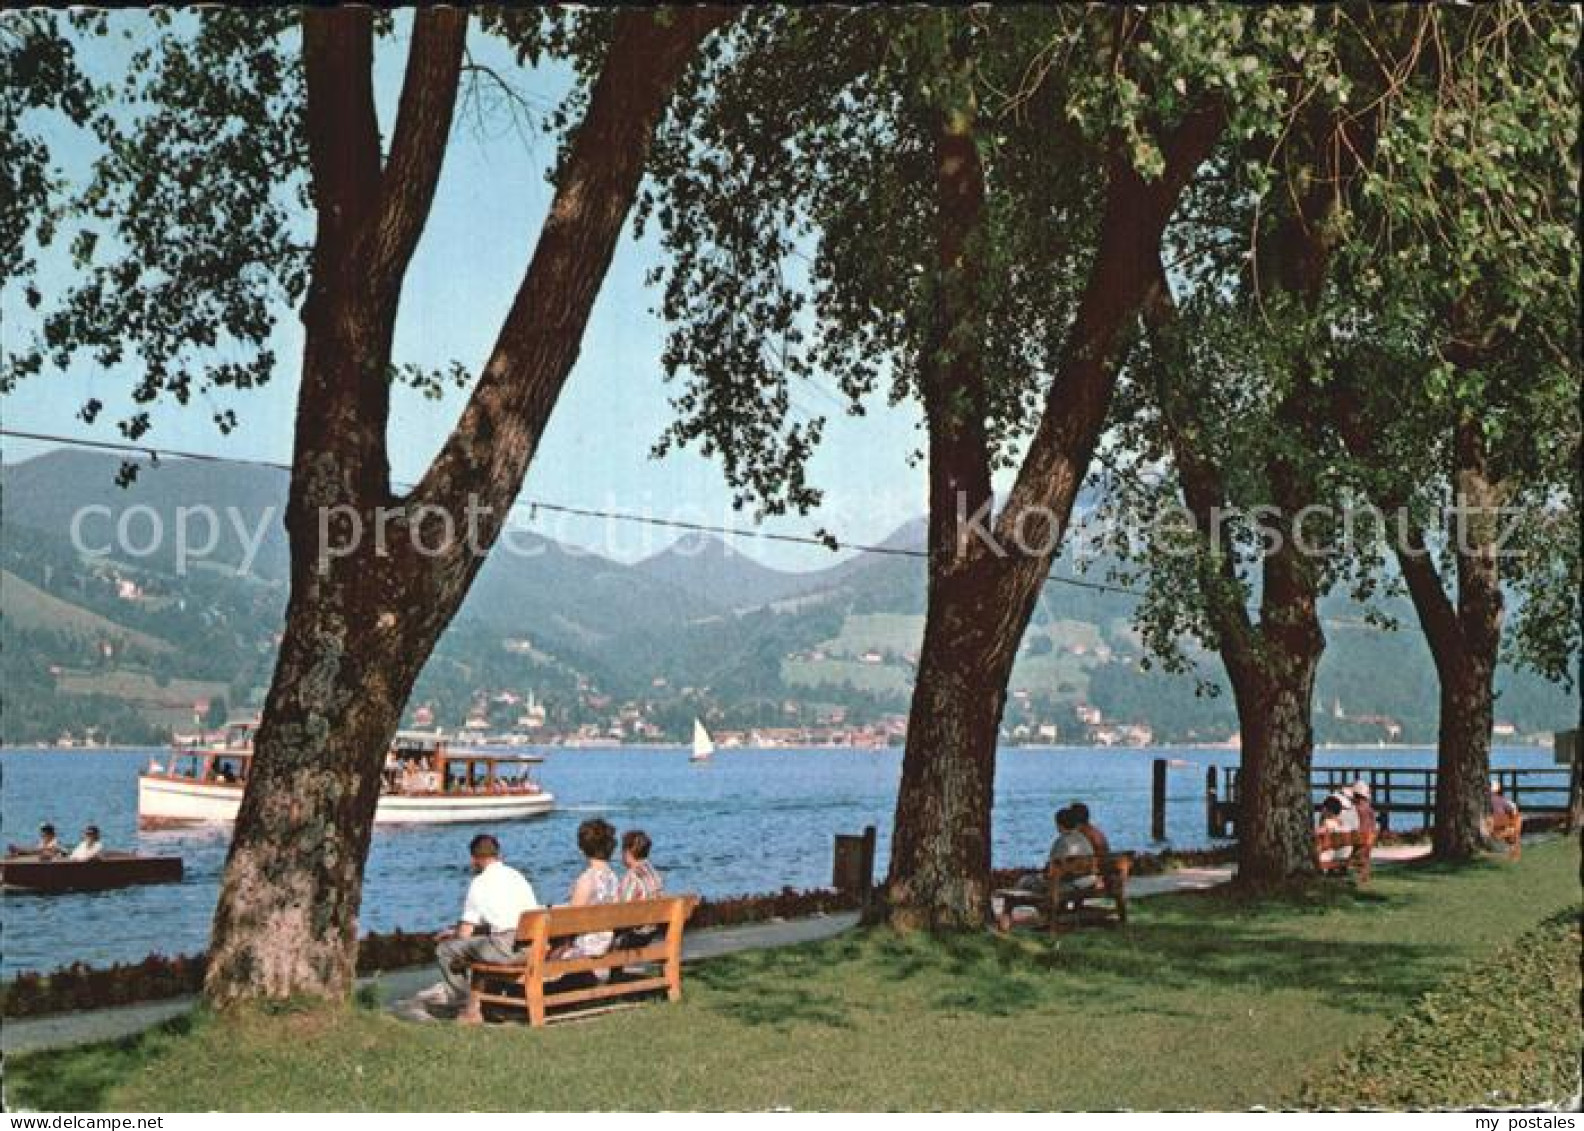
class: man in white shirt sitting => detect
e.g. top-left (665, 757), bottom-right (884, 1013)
top-left (69, 825), bottom-right (104, 861)
top-left (430, 833), bottom-right (538, 1023)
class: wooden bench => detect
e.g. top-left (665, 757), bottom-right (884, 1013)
top-left (1314, 828), bottom-right (1375, 883)
top-left (995, 853), bottom-right (1133, 933)
top-left (1490, 810), bottom-right (1523, 858)
top-left (467, 895), bottom-right (698, 1027)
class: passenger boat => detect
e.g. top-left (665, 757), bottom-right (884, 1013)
top-left (2, 852), bottom-right (183, 894)
top-left (138, 722), bottom-right (555, 828)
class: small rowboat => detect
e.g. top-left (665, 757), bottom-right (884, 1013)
top-left (1, 852), bottom-right (184, 894)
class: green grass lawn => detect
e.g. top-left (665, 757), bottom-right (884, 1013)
top-left (1296, 905), bottom-right (1581, 1109)
top-left (7, 838), bottom-right (1578, 1112)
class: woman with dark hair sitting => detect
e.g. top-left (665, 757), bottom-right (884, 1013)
top-left (618, 829), bottom-right (664, 903)
top-left (550, 818), bottom-right (621, 963)
top-left (614, 829), bottom-right (665, 952)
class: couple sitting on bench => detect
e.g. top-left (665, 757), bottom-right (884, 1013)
top-left (994, 802), bottom-right (1127, 932)
top-left (423, 819), bottom-right (670, 1024)
top-left (1315, 782), bottom-right (1377, 881)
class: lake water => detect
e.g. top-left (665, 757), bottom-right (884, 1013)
top-left (0, 743), bottom-right (1559, 976)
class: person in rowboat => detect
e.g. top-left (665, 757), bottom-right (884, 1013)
top-left (69, 825), bottom-right (104, 861)
top-left (8, 823), bottom-right (65, 860)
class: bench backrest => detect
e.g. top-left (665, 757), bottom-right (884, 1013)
top-left (1049, 852), bottom-right (1133, 880)
top-left (513, 895), bottom-right (698, 954)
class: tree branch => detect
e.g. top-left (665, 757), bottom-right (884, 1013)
top-left (1328, 383), bottom-right (1467, 674)
top-left (923, 24), bottom-right (995, 575)
top-left (409, 7), bottom-right (733, 534)
top-left (365, 8), bottom-right (469, 302)
top-left (1141, 252), bottom-right (1262, 675)
top-left (301, 9), bottom-right (380, 262)
top-left (994, 97), bottom-right (1226, 552)
top-left (295, 9), bottom-right (389, 506)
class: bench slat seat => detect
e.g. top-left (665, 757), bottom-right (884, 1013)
top-left (995, 852), bottom-right (1133, 933)
top-left (465, 895), bottom-right (697, 1026)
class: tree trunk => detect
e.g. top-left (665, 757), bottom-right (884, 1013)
top-left (882, 48), bottom-right (1007, 929)
top-left (1229, 635), bottom-right (1324, 888)
top-left (881, 34), bottom-right (1224, 928)
top-left (204, 7), bottom-right (727, 1006)
top-left (1233, 397), bottom-right (1329, 887)
top-left (1431, 415), bottom-right (1504, 858)
top-left (885, 565), bottom-right (1021, 929)
top-left (882, 61), bottom-right (1225, 926)
top-left (1330, 388), bottom-right (1506, 860)
top-left (1144, 257), bottom-right (1325, 888)
top-left (204, 555), bottom-right (433, 1000)
top-left (1435, 661), bottom-right (1493, 856)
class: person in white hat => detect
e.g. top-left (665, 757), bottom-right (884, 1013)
top-left (1348, 781), bottom-right (1377, 838)
top-left (1485, 779), bottom-right (1522, 855)
top-left (1489, 779), bottom-right (1517, 820)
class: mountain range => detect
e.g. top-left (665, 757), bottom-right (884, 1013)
top-left (1, 449), bottom-right (1575, 745)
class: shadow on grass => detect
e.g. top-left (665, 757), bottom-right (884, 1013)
top-left (689, 877), bottom-right (1480, 1028)
top-left (4, 1014), bottom-right (196, 1113)
top-left (691, 949), bottom-right (857, 1030)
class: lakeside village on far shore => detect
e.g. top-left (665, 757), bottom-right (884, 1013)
top-left (32, 684), bottom-right (1560, 753)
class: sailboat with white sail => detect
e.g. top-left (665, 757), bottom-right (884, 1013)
top-left (690, 718), bottom-right (716, 764)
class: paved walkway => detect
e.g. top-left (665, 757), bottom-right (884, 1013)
top-left (3, 843), bottom-right (1436, 1054)
top-left (1, 911), bottom-right (861, 1055)
top-left (1125, 842), bottom-right (1432, 898)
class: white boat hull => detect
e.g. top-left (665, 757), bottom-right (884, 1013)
top-left (138, 776), bottom-right (555, 828)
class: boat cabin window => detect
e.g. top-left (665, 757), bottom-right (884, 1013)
top-left (445, 762), bottom-right (484, 791)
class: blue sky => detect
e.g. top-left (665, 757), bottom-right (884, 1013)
top-left (2, 12), bottom-right (930, 570)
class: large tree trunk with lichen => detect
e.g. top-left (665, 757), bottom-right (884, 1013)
top-left (885, 562), bottom-right (1022, 929)
top-left (1226, 553), bottom-right (1326, 888)
top-left (204, 7), bottom-right (726, 1005)
top-left (1230, 427), bottom-right (1329, 888)
top-left (882, 54), bottom-right (1224, 927)
top-left (1430, 416), bottom-right (1505, 859)
top-left (1435, 659), bottom-right (1495, 856)
top-left (1232, 668), bottom-right (1324, 888)
top-left (203, 556), bottom-right (432, 999)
